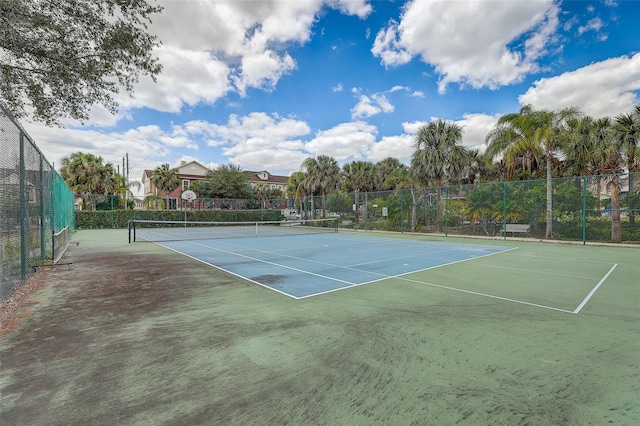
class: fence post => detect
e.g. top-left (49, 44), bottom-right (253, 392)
top-left (582, 176), bottom-right (587, 245)
top-left (400, 193), bottom-right (404, 233)
top-left (39, 157), bottom-right (46, 261)
top-left (19, 131), bottom-right (28, 278)
top-left (444, 186), bottom-right (449, 237)
top-left (503, 182), bottom-right (507, 240)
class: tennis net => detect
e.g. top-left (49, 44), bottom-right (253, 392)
top-left (129, 218), bottom-right (339, 242)
top-left (52, 226), bottom-right (70, 264)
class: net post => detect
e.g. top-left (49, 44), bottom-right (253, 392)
top-left (128, 220), bottom-right (133, 243)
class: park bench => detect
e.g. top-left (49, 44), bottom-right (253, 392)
top-left (501, 224), bottom-right (531, 237)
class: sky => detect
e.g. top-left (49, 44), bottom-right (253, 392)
top-left (21, 0), bottom-right (640, 195)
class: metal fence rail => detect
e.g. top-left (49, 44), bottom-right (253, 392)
top-left (313, 174), bottom-right (639, 244)
top-left (0, 103), bottom-right (75, 300)
top-left (81, 172), bottom-right (639, 244)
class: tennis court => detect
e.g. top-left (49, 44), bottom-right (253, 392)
top-left (132, 219), bottom-right (616, 313)
top-left (1, 228), bottom-right (638, 425)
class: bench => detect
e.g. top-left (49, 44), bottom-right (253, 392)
top-left (501, 224), bottom-right (531, 237)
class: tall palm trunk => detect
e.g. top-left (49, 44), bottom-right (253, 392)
top-left (545, 156), bottom-right (553, 239)
top-left (628, 170), bottom-right (635, 224)
top-left (610, 177), bottom-right (621, 243)
top-left (436, 176), bottom-right (443, 232)
top-left (322, 191), bottom-right (327, 218)
top-left (410, 188), bottom-right (417, 233)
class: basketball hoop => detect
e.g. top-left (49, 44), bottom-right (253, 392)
top-left (181, 190), bottom-right (197, 202)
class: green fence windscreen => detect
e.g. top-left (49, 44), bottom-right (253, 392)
top-left (1, 103), bottom-right (75, 300)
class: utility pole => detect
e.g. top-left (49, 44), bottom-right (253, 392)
top-left (122, 153), bottom-right (130, 209)
top-left (126, 153), bottom-right (130, 208)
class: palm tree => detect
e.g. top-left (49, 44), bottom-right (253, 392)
top-left (113, 174), bottom-right (141, 209)
top-left (60, 151), bottom-right (116, 210)
top-left (564, 116), bottom-right (597, 177)
top-left (485, 106), bottom-right (580, 239)
top-left (373, 157), bottom-right (406, 191)
top-left (411, 119), bottom-right (468, 232)
top-left (598, 126), bottom-right (626, 243)
top-left (287, 171), bottom-right (306, 213)
top-left (384, 164), bottom-right (419, 232)
top-left (341, 161), bottom-right (375, 193)
top-left (615, 103), bottom-right (640, 223)
top-left (462, 149), bottom-right (488, 185)
top-left (151, 163), bottom-right (179, 210)
top-left (342, 161), bottom-right (375, 224)
top-left (300, 155), bottom-right (341, 218)
top-left (143, 194), bottom-right (165, 210)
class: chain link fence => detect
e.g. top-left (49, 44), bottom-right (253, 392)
top-left (1, 104), bottom-right (75, 300)
top-left (81, 172), bottom-right (639, 244)
top-left (302, 174), bottom-right (639, 244)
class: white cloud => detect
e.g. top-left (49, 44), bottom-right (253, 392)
top-left (305, 121), bottom-right (377, 160)
top-left (389, 85), bottom-right (408, 93)
top-left (350, 89), bottom-right (399, 119)
top-left (519, 53), bottom-right (640, 118)
top-left (229, 148), bottom-right (309, 174)
top-left (372, 94), bottom-right (394, 113)
top-left (175, 112), bottom-right (311, 172)
top-left (384, 113), bottom-right (500, 160)
top-left (351, 95), bottom-right (382, 119)
top-left (372, 0), bottom-right (560, 93)
top-left (233, 50), bottom-right (297, 95)
top-left (367, 134), bottom-right (414, 163)
top-left (453, 113), bottom-right (501, 152)
top-left (22, 122), bottom-right (177, 188)
top-left (122, 46), bottom-right (232, 113)
top-left (578, 17), bottom-right (605, 35)
top-left (326, 0), bottom-right (372, 19)
top-left (370, 21), bottom-right (412, 67)
top-left (114, 0), bottom-right (372, 117)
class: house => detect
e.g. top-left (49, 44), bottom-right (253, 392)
top-left (141, 160), bottom-right (209, 209)
top-left (142, 163), bottom-right (292, 210)
top-left (245, 170), bottom-right (289, 192)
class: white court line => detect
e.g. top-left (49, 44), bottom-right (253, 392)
top-left (573, 264), bottom-right (618, 314)
top-left (172, 240), bottom-right (360, 287)
top-left (294, 247), bottom-right (519, 299)
top-left (162, 239), bottom-right (515, 300)
top-left (158, 239), bottom-right (612, 315)
top-left (346, 248), bottom-right (458, 268)
top-left (154, 242), bottom-right (302, 299)
top-left (393, 276), bottom-right (576, 314)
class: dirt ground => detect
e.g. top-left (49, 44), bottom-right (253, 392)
top-left (1, 229), bottom-right (638, 425)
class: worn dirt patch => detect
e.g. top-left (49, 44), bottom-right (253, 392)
top-left (0, 270), bottom-right (50, 337)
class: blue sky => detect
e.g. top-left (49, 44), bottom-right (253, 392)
top-left (24, 0), bottom-right (640, 194)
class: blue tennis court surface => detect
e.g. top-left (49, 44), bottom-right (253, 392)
top-left (157, 233), bottom-right (513, 298)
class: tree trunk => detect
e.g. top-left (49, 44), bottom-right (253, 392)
top-left (436, 176), bottom-right (443, 233)
top-left (610, 178), bottom-right (621, 243)
top-left (545, 156), bottom-right (553, 239)
top-left (322, 192), bottom-right (327, 218)
top-left (410, 189), bottom-right (417, 233)
top-left (628, 171), bottom-right (635, 224)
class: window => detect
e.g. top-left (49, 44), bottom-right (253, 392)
top-left (182, 180), bottom-right (190, 191)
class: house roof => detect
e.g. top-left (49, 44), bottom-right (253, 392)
top-left (142, 161), bottom-right (209, 182)
top-left (142, 165), bottom-right (290, 189)
top-left (246, 170), bottom-right (289, 184)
